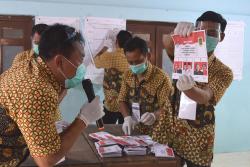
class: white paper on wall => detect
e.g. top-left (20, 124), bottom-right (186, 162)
top-left (214, 21), bottom-right (245, 81)
top-left (83, 17), bottom-right (126, 84)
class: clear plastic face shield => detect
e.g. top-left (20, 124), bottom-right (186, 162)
top-left (195, 21), bottom-right (221, 40)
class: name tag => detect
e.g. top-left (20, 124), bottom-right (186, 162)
top-left (178, 93), bottom-right (197, 120)
top-left (132, 102), bottom-right (140, 122)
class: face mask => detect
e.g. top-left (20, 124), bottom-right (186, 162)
top-left (60, 58), bottom-right (86, 89)
top-left (130, 61), bottom-right (147, 75)
top-left (32, 43), bottom-right (39, 55)
top-left (206, 35), bottom-right (219, 53)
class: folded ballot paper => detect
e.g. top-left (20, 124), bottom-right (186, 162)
top-left (90, 131), bottom-right (171, 157)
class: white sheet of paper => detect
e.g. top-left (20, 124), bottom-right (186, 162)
top-left (83, 17), bottom-right (126, 84)
top-left (172, 30), bottom-right (208, 83)
top-left (178, 93), bottom-right (197, 120)
top-left (215, 21), bottom-right (245, 81)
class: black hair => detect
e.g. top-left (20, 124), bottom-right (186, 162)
top-left (39, 24), bottom-right (84, 61)
top-left (31, 24), bottom-right (49, 37)
top-left (196, 11), bottom-right (227, 32)
top-left (124, 37), bottom-right (148, 56)
top-left (116, 30), bottom-right (132, 49)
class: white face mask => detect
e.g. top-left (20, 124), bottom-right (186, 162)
top-left (59, 57), bottom-right (86, 89)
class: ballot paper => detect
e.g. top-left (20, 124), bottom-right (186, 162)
top-left (172, 30), bottom-right (208, 83)
top-left (152, 143), bottom-right (175, 158)
top-left (95, 143), bottom-right (122, 157)
top-left (90, 131), bottom-right (174, 157)
top-left (124, 146), bottom-right (147, 156)
top-left (178, 93), bottom-right (197, 120)
top-left (89, 131), bottom-right (118, 141)
top-left (96, 139), bottom-right (117, 147)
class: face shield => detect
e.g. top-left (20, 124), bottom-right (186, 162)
top-left (196, 21), bottom-right (222, 53)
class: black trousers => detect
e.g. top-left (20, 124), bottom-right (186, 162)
top-left (102, 106), bottom-right (124, 124)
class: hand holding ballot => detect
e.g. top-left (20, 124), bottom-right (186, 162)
top-left (177, 74), bottom-right (195, 91)
top-left (174, 22), bottom-right (195, 37)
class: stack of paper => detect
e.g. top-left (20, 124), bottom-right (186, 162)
top-left (96, 139), bottom-right (117, 147)
top-left (124, 146), bottom-right (147, 156)
top-left (89, 131), bottom-right (117, 141)
top-left (90, 131), bottom-right (174, 158)
top-left (151, 143), bottom-right (175, 158)
top-left (95, 143), bottom-right (122, 157)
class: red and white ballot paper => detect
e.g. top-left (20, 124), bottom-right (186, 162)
top-left (89, 131), bottom-right (175, 158)
top-left (172, 30), bottom-right (208, 83)
top-left (172, 31), bottom-right (209, 121)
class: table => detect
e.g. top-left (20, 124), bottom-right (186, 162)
top-left (21, 125), bottom-right (181, 167)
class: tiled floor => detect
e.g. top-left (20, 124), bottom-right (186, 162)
top-left (212, 152), bottom-right (250, 167)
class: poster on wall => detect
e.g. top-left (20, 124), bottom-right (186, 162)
top-left (172, 30), bottom-right (208, 83)
top-left (214, 21), bottom-right (245, 81)
top-left (83, 17), bottom-right (126, 84)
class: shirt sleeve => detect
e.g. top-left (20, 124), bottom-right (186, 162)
top-left (10, 86), bottom-right (61, 157)
top-left (208, 65), bottom-right (233, 105)
top-left (118, 73), bottom-right (129, 103)
top-left (94, 51), bottom-right (113, 68)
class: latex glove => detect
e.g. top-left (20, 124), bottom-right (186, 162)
top-left (140, 112), bottom-right (156, 126)
top-left (77, 96), bottom-right (105, 126)
top-left (122, 116), bottom-right (138, 135)
top-left (176, 74), bottom-right (195, 91)
top-left (105, 29), bottom-right (119, 41)
top-left (174, 22), bottom-right (195, 37)
top-left (103, 39), bottom-right (113, 49)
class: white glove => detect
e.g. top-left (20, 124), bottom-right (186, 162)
top-left (103, 39), bottom-right (113, 49)
top-left (77, 96), bottom-right (105, 126)
top-left (140, 112), bottom-right (156, 126)
top-left (122, 116), bottom-right (138, 135)
top-left (176, 75), bottom-right (195, 91)
top-left (174, 22), bottom-right (195, 37)
top-left (105, 29), bottom-right (119, 41)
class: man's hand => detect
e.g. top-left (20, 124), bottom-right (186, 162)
top-left (174, 22), bottom-right (195, 37)
top-left (177, 75), bottom-right (195, 91)
top-left (140, 112), bottom-right (156, 125)
top-left (122, 116), bottom-right (138, 135)
top-left (77, 96), bottom-right (105, 126)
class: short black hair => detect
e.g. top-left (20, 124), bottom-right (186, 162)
top-left (196, 11), bottom-right (227, 32)
top-left (116, 30), bottom-right (132, 49)
top-left (124, 37), bottom-right (148, 56)
top-left (39, 24), bottom-right (84, 61)
top-left (31, 24), bottom-right (49, 37)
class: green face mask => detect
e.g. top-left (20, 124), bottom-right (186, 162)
top-left (65, 64), bottom-right (86, 89)
top-left (206, 35), bottom-right (219, 53)
top-left (60, 58), bottom-right (86, 89)
top-left (32, 43), bottom-right (39, 55)
top-left (130, 61), bottom-right (147, 75)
